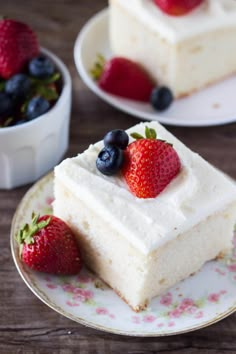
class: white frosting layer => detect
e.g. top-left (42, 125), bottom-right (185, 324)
top-left (114, 0), bottom-right (236, 42)
top-left (55, 121), bottom-right (236, 255)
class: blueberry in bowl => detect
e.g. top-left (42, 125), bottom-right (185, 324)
top-left (29, 55), bottom-right (55, 79)
top-left (0, 18), bottom-right (71, 189)
top-left (5, 73), bottom-right (31, 99)
top-left (0, 53), bottom-right (63, 128)
top-left (26, 96), bottom-right (50, 120)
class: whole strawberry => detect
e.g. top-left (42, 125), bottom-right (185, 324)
top-left (91, 55), bottom-right (154, 102)
top-left (122, 126), bottom-right (181, 198)
top-left (154, 0), bottom-right (204, 16)
top-left (0, 19), bottom-right (39, 79)
top-left (16, 213), bottom-right (82, 275)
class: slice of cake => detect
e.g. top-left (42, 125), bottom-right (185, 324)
top-left (53, 121), bottom-right (236, 311)
top-left (109, 0), bottom-right (236, 98)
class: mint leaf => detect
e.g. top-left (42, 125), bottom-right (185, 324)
top-left (48, 72), bottom-right (60, 83)
top-left (35, 85), bottom-right (58, 101)
top-left (30, 72), bottom-right (61, 85)
top-left (0, 80), bottom-right (5, 92)
top-left (21, 101), bottom-right (28, 114)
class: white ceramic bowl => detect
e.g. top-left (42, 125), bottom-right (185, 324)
top-left (0, 48), bottom-right (72, 189)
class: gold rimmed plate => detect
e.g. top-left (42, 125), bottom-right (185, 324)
top-left (11, 173), bottom-right (236, 336)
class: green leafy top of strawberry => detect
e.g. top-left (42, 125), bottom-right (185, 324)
top-left (130, 126), bottom-right (172, 145)
top-left (131, 126), bottom-right (157, 140)
top-left (16, 213), bottom-right (51, 256)
top-left (90, 54), bottom-right (106, 81)
top-left (29, 72), bottom-right (61, 101)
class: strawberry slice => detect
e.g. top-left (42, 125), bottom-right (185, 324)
top-left (153, 0), bottom-right (204, 16)
top-left (16, 213), bottom-right (82, 275)
top-left (122, 126), bottom-right (181, 198)
top-left (91, 55), bottom-right (155, 102)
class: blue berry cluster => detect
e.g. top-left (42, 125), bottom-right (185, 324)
top-left (96, 129), bottom-right (129, 175)
top-left (0, 55), bottom-right (61, 128)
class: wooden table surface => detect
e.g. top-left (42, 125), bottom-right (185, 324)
top-left (0, 1), bottom-right (236, 353)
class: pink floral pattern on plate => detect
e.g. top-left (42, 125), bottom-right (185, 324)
top-left (11, 174), bottom-right (236, 336)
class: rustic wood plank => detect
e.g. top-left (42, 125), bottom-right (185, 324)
top-left (0, 0), bottom-right (235, 353)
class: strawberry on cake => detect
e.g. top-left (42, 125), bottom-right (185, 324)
top-left (109, 0), bottom-right (236, 98)
top-left (53, 121), bottom-right (236, 311)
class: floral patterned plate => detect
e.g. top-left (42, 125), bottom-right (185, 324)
top-left (11, 173), bottom-right (236, 336)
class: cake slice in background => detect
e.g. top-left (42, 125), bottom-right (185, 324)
top-left (109, 0), bottom-right (236, 98)
top-left (53, 121), bottom-right (236, 311)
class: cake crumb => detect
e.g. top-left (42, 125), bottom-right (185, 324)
top-left (95, 280), bottom-right (107, 290)
top-left (213, 103), bottom-right (220, 109)
top-left (216, 251), bottom-right (225, 260)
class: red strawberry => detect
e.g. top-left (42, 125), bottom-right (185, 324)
top-left (153, 0), bottom-right (204, 16)
top-left (0, 19), bottom-right (39, 79)
top-left (16, 214), bottom-right (82, 275)
top-left (91, 55), bottom-right (155, 102)
top-left (122, 126), bottom-right (181, 198)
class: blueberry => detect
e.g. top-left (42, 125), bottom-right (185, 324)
top-left (26, 96), bottom-right (50, 120)
top-left (5, 74), bottom-right (31, 98)
top-left (96, 145), bottom-right (124, 176)
top-left (150, 86), bottom-right (173, 111)
top-left (29, 55), bottom-right (54, 78)
top-left (104, 129), bottom-right (129, 150)
top-left (0, 92), bottom-right (13, 117)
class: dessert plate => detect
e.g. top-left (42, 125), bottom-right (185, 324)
top-left (74, 9), bottom-right (236, 127)
top-left (11, 173), bottom-right (236, 336)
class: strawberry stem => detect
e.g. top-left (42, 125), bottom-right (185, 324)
top-left (16, 213), bottom-right (51, 257)
top-left (90, 54), bottom-right (106, 81)
top-left (130, 126), bottom-right (157, 141)
top-left (145, 126), bottom-right (157, 139)
top-left (130, 132), bottom-right (144, 140)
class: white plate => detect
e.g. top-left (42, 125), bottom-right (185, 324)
top-left (74, 8), bottom-right (236, 127)
top-left (11, 173), bottom-right (236, 336)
